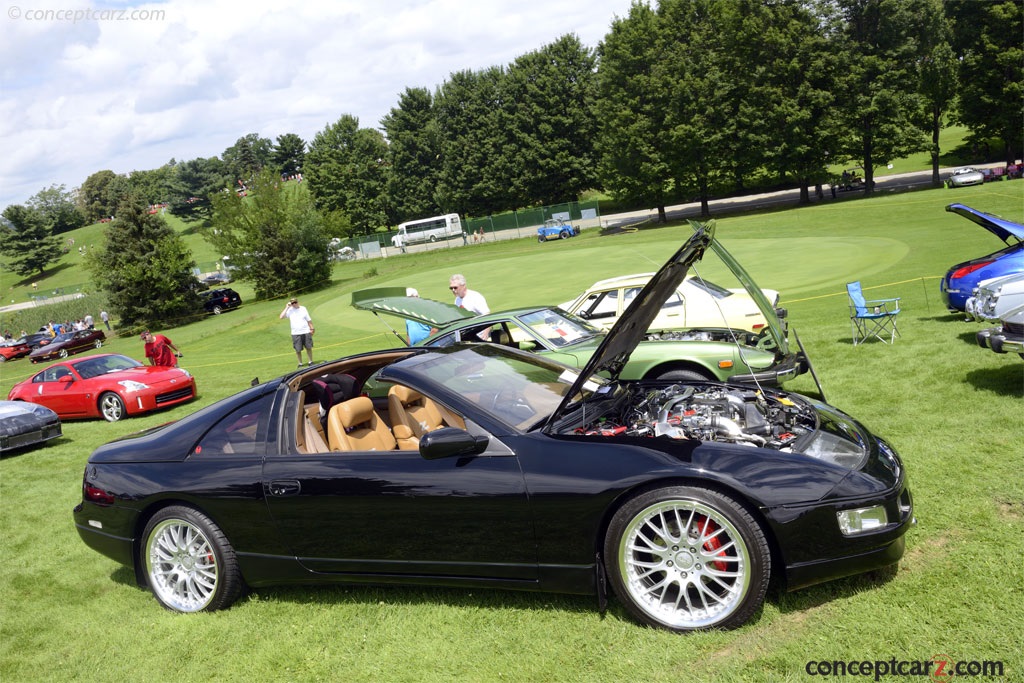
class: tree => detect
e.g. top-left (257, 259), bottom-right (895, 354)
top-left (208, 170), bottom-right (332, 299)
top-left (658, 0), bottom-right (733, 218)
top-left (223, 133), bottom-right (274, 187)
top-left (85, 197), bottom-right (201, 328)
top-left (503, 34), bottom-right (599, 206)
top-left (947, 0), bottom-right (1024, 163)
top-left (595, 1), bottom-right (674, 222)
top-left (166, 156), bottom-right (229, 222)
top-left (734, 0), bottom-right (842, 202)
top-left (305, 115), bottom-right (390, 235)
top-left (272, 133), bottom-right (306, 177)
top-left (381, 87), bottom-right (443, 223)
top-left (26, 184), bottom-right (87, 234)
top-left (918, 34), bottom-right (959, 186)
top-left (435, 67), bottom-right (510, 217)
top-left (78, 170), bottom-right (129, 222)
top-left (830, 0), bottom-right (934, 195)
top-left (0, 204), bottom-right (64, 278)
top-left (126, 163), bottom-right (177, 205)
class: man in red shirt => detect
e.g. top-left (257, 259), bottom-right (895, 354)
top-left (141, 330), bottom-right (181, 367)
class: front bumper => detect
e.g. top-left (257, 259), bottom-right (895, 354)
top-left (976, 327), bottom-right (1024, 355)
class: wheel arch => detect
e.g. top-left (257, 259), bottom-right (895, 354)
top-left (640, 360), bottom-right (719, 382)
top-left (95, 389), bottom-right (132, 419)
top-left (129, 498), bottom-right (229, 588)
top-left (592, 476), bottom-right (784, 590)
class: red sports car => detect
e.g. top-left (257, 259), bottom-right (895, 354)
top-left (0, 339), bottom-right (31, 362)
top-left (7, 353), bottom-right (197, 422)
top-left (28, 329), bottom-right (106, 363)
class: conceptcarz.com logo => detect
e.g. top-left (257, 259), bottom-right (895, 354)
top-left (804, 654), bottom-right (1006, 681)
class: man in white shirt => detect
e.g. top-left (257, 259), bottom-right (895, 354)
top-left (449, 274), bottom-right (489, 315)
top-left (279, 297), bottom-right (315, 367)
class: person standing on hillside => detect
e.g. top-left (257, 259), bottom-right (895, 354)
top-left (280, 297), bottom-right (315, 368)
top-left (141, 330), bottom-right (181, 367)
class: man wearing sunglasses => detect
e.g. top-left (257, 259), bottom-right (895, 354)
top-left (448, 274), bottom-right (489, 316)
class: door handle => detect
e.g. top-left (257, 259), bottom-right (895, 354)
top-left (267, 480), bottom-right (301, 496)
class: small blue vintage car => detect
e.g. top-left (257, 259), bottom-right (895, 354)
top-left (537, 218), bottom-right (580, 242)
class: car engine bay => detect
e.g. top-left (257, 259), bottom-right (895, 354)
top-left (578, 383), bottom-right (818, 450)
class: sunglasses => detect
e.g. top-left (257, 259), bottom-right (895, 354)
top-left (449, 286), bottom-right (460, 291)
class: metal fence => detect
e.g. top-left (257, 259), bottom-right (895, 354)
top-left (334, 199), bottom-right (602, 258)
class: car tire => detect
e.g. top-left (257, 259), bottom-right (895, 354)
top-left (211, 305), bottom-right (223, 315)
top-left (141, 505), bottom-right (244, 613)
top-left (652, 367), bottom-right (711, 382)
top-left (429, 235), bottom-right (438, 243)
top-left (58, 349), bottom-right (69, 358)
top-left (538, 235), bottom-right (546, 243)
top-left (94, 339), bottom-right (103, 349)
top-left (604, 485), bottom-right (770, 632)
top-left (559, 231), bottom-right (569, 239)
top-left (98, 392), bottom-right (126, 422)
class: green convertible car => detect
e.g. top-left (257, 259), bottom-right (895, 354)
top-left (352, 229), bottom-right (809, 387)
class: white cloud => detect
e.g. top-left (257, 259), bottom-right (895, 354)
top-left (0, 0), bottom-right (633, 208)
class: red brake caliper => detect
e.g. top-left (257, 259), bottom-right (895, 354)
top-left (697, 515), bottom-right (728, 571)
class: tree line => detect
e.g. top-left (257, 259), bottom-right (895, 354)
top-left (1, 0), bottom-right (1020, 326)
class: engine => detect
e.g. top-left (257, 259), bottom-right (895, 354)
top-left (580, 384), bottom-right (818, 449)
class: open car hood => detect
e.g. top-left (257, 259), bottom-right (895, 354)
top-left (946, 203), bottom-right (1024, 244)
top-left (351, 288), bottom-right (475, 328)
top-left (544, 221), bottom-right (794, 430)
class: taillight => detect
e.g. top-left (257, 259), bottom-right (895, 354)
top-left (84, 483), bottom-right (115, 505)
top-left (951, 261), bottom-right (993, 280)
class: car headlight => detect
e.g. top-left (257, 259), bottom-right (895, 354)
top-left (118, 380), bottom-right (150, 393)
top-left (798, 429), bottom-right (868, 469)
top-left (837, 506), bottom-right (889, 536)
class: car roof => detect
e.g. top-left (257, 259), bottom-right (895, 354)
top-left (583, 272), bottom-right (658, 289)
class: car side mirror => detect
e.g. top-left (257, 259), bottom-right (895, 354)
top-left (419, 427), bottom-right (488, 460)
top-left (59, 375), bottom-right (74, 384)
top-left (519, 340), bottom-right (538, 352)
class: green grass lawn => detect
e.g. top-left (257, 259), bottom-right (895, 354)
top-left (1, 182), bottom-right (1023, 682)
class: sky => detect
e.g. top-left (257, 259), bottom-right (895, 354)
top-left (0, 0), bottom-right (635, 210)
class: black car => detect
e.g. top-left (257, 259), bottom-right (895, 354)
top-left (73, 224), bottom-right (913, 632)
top-left (0, 400), bottom-right (62, 452)
top-left (201, 288), bottom-right (242, 315)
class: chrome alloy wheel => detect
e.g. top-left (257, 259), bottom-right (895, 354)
top-left (145, 518), bottom-right (220, 612)
top-left (617, 499), bottom-right (752, 629)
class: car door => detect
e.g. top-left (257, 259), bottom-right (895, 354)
top-left (30, 365), bottom-right (89, 416)
top-left (262, 400), bottom-right (537, 580)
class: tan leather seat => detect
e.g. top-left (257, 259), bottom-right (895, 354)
top-left (388, 385), bottom-right (444, 439)
top-left (327, 396), bottom-right (397, 452)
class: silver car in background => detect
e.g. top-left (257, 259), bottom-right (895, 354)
top-left (946, 167), bottom-right (985, 188)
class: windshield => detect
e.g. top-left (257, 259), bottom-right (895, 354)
top-left (518, 309), bottom-right (601, 348)
top-left (71, 354), bottom-right (142, 379)
top-left (408, 345), bottom-right (605, 430)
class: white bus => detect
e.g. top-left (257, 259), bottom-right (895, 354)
top-left (392, 213), bottom-right (462, 248)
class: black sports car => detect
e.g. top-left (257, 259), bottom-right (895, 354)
top-left (73, 224), bottom-right (913, 631)
top-left (0, 401), bottom-right (62, 452)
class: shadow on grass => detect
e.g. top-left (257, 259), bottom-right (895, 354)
top-left (773, 564), bottom-right (900, 617)
top-left (12, 263), bottom-right (74, 287)
top-left (964, 364), bottom-right (1024, 397)
top-left (103, 560), bottom-right (900, 632)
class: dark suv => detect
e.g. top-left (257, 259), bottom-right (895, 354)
top-left (201, 288), bottom-right (242, 315)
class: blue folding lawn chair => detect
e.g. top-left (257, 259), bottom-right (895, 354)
top-left (847, 281), bottom-right (901, 345)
